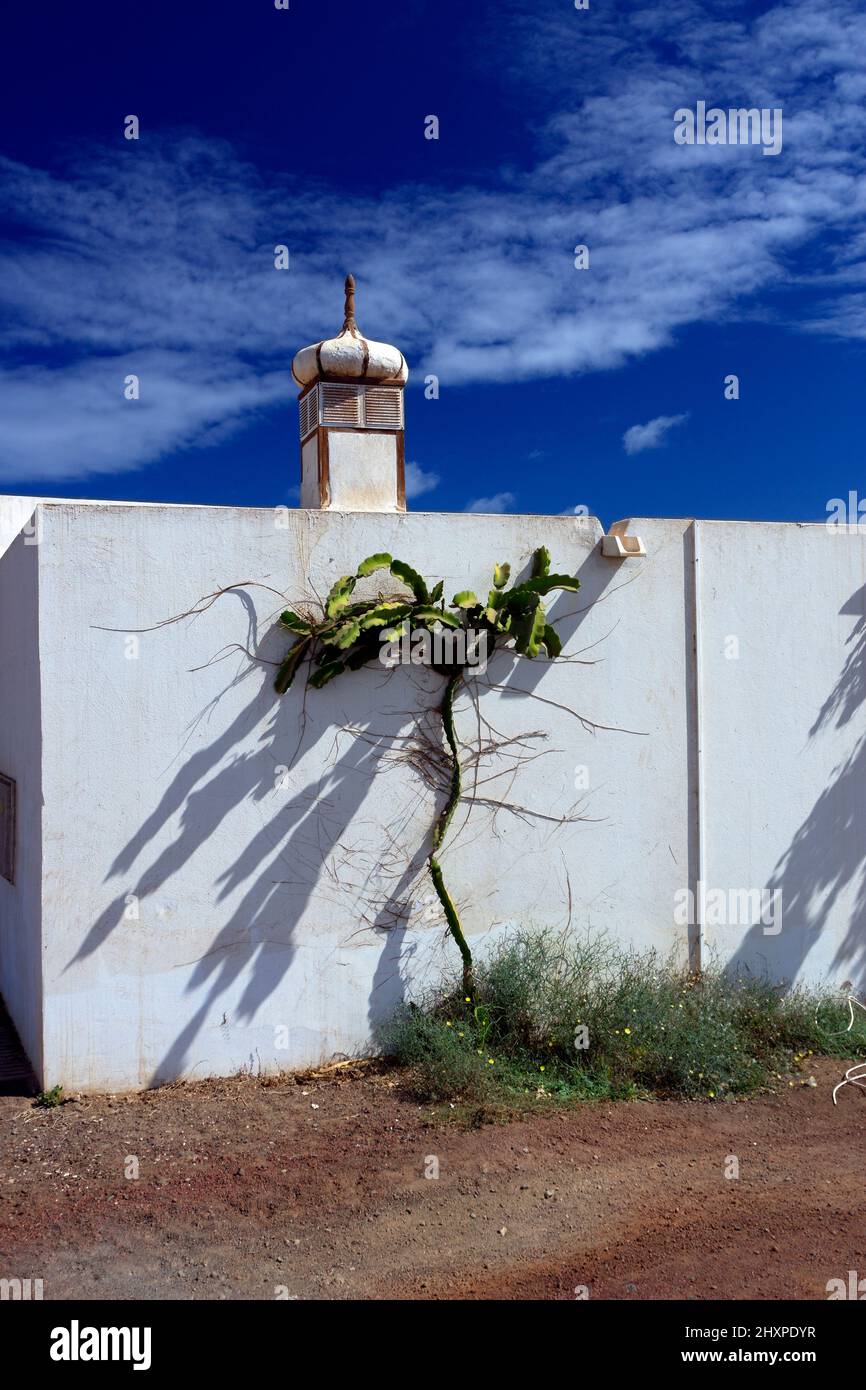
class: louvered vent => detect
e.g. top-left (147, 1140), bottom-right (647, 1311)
top-left (299, 385), bottom-right (319, 440)
top-left (321, 383), bottom-right (363, 428)
top-left (301, 382), bottom-right (405, 437)
top-left (363, 386), bottom-right (404, 430)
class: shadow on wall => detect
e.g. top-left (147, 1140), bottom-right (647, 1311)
top-left (730, 582), bottom-right (866, 993)
top-left (71, 590), bottom-right (442, 1084)
top-left (68, 548), bottom-right (629, 1085)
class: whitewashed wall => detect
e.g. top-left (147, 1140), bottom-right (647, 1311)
top-left (1, 499), bottom-right (864, 1091)
top-left (695, 520), bottom-right (866, 987)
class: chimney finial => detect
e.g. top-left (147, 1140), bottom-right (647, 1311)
top-left (342, 273), bottom-right (357, 333)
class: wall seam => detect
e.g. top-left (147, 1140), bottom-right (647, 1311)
top-left (691, 519), bottom-right (705, 972)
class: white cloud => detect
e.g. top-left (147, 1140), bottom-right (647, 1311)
top-left (2, 0), bottom-right (866, 481)
top-left (0, 354), bottom-right (286, 480)
top-left (465, 492), bottom-right (516, 514)
top-left (404, 461), bottom-right (440, 499)
top-left (623, 413), bottom-right (689, 456)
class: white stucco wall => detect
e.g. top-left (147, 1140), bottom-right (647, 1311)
top-left (2, 497), bottom-right (864, 1092)
top-left (695, 520), bottom-right (866, 987)
top-left (0, 495), bottom-right (40, 558)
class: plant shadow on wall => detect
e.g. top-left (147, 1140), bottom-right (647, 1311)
top-left (71, 549), bottom-right (629, 1083)
top-left (730, 582), bottom-right (866, 993)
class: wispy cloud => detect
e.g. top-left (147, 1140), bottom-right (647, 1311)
top-left (465, 492), bottom-right (516, 514)
top-left (623, 413), bottom-right (689, 456)
top-left (0, 354), bottom-right (285, 480)
top-left (404, 461), bottom-right (440, 499)
top-left (2, 0), bottom-right (866, 481)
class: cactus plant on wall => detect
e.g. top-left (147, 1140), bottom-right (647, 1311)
top-left (274, 547), bottom-right (580, 999)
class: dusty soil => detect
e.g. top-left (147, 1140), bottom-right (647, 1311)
top-left (1, 1059), bottom-right (864, 1301)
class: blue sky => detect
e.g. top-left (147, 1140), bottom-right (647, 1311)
top-left (1, 0), bottom-right (865, 524)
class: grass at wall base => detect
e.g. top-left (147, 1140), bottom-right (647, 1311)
top-left (379, 928), bottom-right (866, 1112)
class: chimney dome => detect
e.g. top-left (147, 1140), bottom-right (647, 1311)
top-left (291, 275), bottom-right (408, 388)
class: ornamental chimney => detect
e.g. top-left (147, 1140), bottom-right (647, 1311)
top-left (292, 275), bottom-right (408, 512)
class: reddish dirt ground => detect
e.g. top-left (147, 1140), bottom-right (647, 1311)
top-left (1, 1059), bottom-right (864, 1301)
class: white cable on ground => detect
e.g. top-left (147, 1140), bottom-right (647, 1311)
top-left (829, 995), bottom-right (866, 1105)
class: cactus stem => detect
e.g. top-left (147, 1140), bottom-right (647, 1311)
top-left (430, 670), bottom-right (474, 1001)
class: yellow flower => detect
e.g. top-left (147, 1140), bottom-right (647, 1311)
top-left (624, 1028), bottom-right (631, 1036)
top-left (708, 1090), bottom-right (715, 1098)
top-left (445, 1021), bottom-right (452, 1028)
top-left (540, 1065), bottom-right (545, 1072)
top-left (488, 1058), bottom-right (495, 1065)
